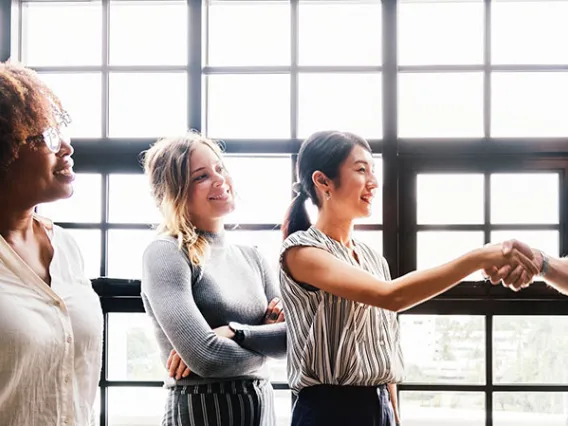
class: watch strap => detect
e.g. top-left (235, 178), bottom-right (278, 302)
top-left (539, 251), bottom-right (550, 277)
top-left (228, 321), bottom-right (245, 344)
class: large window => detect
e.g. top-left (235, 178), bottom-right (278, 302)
top-left (4, 0), bottom-right (568, 425)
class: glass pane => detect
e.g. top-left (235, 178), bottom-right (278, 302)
top-left (38, 73), bottom-right (102, 138)
top-left (400, 391), bottom-right (485, 426)
top-left (400, 315), bottom-right (485, 384)
top-left (298, 73), bottom-right (382, 138)
top-left (109, 73), bottom-right (187, 138)
top-left (65, 229), bottom-right (101, 279)
top-left (353, 231), bottom-right (383, 255)
top-left (491, 231), bottom-right (559, 258)
top-left (417, 231), bottom-right (485, 281)
top-left (207, 1), bottom-right (290, 66)
top-left (399, 1), bottom-right (483, 66)
top-left (22, 2), bottom-right (102, 66)
top-left (305, 199), bottom-right (319, 224)
top-left (299, 1), bottom-right (381, 66)
top-left (107, 230), bottom-right (156, 279)
top-left (417, 174), bottom-right (484, 225)
top-left (108, 174), bottom-right (161, 224)
top-left (108, 313), bottom-right (164, 381)
top-left (494, 392), bottom-right (568, 426)
top-left (490, 173), bottom-right (559, 224)
top-left (108, 387), bottom-right (166, 426)
top-left (225, 230), bottom-right (282, 273)
top-left (491, 72), bottom-right (568, 137)
top-left (492, 1), bottom-right (568, 65)
top-left (274, 390), bottom-right (292, 426)
top-left (494, 316), bottom-right (568, 384)
top-left (37, 173), bottom-right (102, 223)
top-left (110, 1), bottom-right (187, 66)
top-left (206, 74), bottom-right (290, 139)
top-left (224, 156), bottom-right (291, 224)
top-left (266, 358), bottom-right (288, 383)
top-left (398, 72), bottom-right (484, 137)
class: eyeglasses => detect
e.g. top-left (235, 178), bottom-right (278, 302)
top-left (27, 111), bottom-right (72, 153)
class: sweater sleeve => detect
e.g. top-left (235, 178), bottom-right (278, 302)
top-left (141, 239), bottom-right (265, 378)
top-left (237, 248), bottom-right (287, 359)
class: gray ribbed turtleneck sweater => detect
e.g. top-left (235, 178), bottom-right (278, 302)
top-left (141, 230), bottom-right (286, 386)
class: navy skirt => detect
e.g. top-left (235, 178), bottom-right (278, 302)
top-left (291, 384), bottom-right (395, 426)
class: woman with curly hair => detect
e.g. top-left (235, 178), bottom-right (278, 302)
top-left (0, 61), bottom-right (103, 426)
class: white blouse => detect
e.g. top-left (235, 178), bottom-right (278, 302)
top-left (0, 216), bottom-right (103, 426)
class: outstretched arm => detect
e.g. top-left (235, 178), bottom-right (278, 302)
top-left (283, 243), bottom-right (538, 312)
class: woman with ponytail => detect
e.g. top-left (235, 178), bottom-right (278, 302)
top-left (280, 130), bottom-right (539, 426)
top-left (141, 133), bottom-right (286, 426)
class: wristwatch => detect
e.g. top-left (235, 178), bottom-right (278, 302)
top-left (538, 251), bottom-right (550, 277)
top-left (228, 322), bottom-right (245, 344)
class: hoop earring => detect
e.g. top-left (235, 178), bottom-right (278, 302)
top-left (325, 191), bottom-right (331, 201)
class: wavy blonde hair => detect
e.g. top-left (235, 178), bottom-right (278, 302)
top-left (143, 133), bottom-right (224, 266)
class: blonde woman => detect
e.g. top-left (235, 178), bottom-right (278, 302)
top-left (141, 134), bottom-right (286, 426)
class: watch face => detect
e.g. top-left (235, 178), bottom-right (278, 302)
top-left (234, 329), bottom-right (245, 343)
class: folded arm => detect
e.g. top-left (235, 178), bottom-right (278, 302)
top-left (235, 248), bottom-right (286, 358)
top-left (142, 240), bottom-right (265, 378)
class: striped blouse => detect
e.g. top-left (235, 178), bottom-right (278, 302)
top-left (279, 226), bottom-right (405, 394)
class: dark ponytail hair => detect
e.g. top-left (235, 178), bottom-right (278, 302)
top-left (282, 130), bottom-right (371, 239)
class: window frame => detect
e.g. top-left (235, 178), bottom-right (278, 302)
top-left (3, 1), bottom-right (568, 425)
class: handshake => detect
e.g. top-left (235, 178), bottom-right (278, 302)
top-left (482, 239), bottom-right (546, 291)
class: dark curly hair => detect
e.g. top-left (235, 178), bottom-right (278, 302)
top-left (0, 61), bottom-right (66, 172)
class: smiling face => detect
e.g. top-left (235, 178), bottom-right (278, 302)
top-left (2, 110), bottom-right (75, 209)
top-left (0, 62), bottom-right (75, 210)
top-left (315, 144), bottom-right (379, 222)
top-left (185, 142), bottom-right (235, 229)
top-left (8, 131), bottom-right (75, 208)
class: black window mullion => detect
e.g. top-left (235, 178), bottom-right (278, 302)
top-left (102, 0), bottom-right (110, 139)
top-left (290, 0), bottom-right (298, 140)
top-left (484, 0), bottom-right (491, 138)
top-left (485, 314), bottom-right (493, 426)
top-left (398, 167), bottom-right (416, 276)
top-left (382, 0), bottom-right (399, 277)
top-left (0, 0), bottom-right (11, 62)
top-left (188, 0), bottom-right (202, 132)
top-left (100, 312), bottom-right (109, 426)
top-left (291, 154), bottom-right (298, 199)
top-left (484, 172), bottom-right (491, 244)
top-left (561, 166), bottom-right (568, 256)
top-left (100, 3), bottom-right (110, 423)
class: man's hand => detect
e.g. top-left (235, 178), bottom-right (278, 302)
top-left (483, 239), bottom-right (543, 291)
top-left (263, 297), bottom-right (284, 324)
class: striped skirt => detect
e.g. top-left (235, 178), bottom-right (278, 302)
top-left (162, 379), bottom-right (275, 426)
